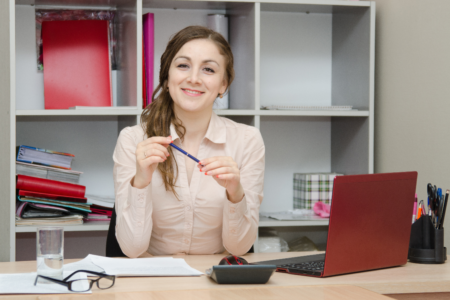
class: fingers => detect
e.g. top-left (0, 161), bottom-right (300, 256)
top-left (199, 157), bottom-right (236, 172)
top-left (204, 167), bottom-right (238, 179)
top-left (137, 140), bottom-right (171, 161)
top-left (198, 157), bottom-right (239, 178)
top-left (140, 136), bottom-right (173, 147)
top-left (142, 148), bottom-right (168, 162)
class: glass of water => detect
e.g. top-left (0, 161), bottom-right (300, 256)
top-left (36, 227), bottom-right (64, 281)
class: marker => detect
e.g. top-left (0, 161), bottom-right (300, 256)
top-left (413, 200), bottom-right (417, 224)
top-left (169, 143), bottom-right (203, 166)
top-left (438, 190), bottom-right (449, 229)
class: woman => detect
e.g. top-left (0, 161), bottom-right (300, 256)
top-left (113, 26), bottom-right (265, 258)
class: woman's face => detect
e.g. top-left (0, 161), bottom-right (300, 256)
top-left (168, 39), bottom-right (227, 114)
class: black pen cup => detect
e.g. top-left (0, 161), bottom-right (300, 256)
top-left (408, 215), bottom-right (447, 264)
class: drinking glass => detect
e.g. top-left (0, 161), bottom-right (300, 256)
top-left (36, 227), bottom-right (64, 281)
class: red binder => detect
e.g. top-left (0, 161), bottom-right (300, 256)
top-left (42, 20), bottom-right (112, 109)
top-left (18, 190), bottom-right (87, 204)
top-left (16, 175), bottom-right (86, 198)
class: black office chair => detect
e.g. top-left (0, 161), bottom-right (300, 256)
top-left (105, 204), bottom-right (127, 257)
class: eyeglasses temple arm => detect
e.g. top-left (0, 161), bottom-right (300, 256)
top-left (34, 275), bottom-right (68, 288)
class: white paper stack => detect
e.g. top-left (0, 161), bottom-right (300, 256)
top-left (0, 271), bottom-right (90, 295)
top-left (86, 194), bottom-right (115, 209)
top-left (64, 254), bottom-right (203, 277)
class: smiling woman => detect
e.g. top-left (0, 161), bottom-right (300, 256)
top-left (112, 26), bottom-right (265, 258)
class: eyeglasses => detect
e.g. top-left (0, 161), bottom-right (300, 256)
top-left (34, 269), bottom-right (115, 292)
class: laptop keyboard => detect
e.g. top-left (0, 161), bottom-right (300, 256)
top-left (279, 260), bottom-right (325, 272)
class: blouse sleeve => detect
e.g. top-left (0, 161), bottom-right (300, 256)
top-left (222, 126), bottom-right (265, 255)
top-left (112, 127), bottom-right (154, 258)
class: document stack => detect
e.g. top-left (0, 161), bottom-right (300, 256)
top-left (16, 161), bottom-right (82, 184)
top-left (84, 195), bottom-right (115, 222)
top-left (15, 168), bottom-right (90, 226)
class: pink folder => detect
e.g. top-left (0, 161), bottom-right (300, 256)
top-left (143, 13), bottom-right (154, 105)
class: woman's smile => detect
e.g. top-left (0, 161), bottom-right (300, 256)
top-left (181, 88), bottom-right (205, 97)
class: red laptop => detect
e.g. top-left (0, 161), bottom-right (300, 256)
top-left (253, 172), bottom-right (418, 277)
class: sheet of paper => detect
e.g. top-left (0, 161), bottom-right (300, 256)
top-left (90, 256), bottom-right (204, 276)
top-left (64, 254), bottom-right (105, 273)
top-left (0, 271), bottom-right (90, 294)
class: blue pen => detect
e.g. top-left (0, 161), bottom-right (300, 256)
top-left (169, 143), bottom-right (203, 165)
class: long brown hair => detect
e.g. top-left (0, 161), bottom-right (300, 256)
top-left (140, 26), bottom-right (235, 194)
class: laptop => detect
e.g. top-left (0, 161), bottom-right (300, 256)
top-left (253, 172), bottom-right (418, 277)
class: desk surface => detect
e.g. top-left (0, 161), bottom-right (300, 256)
top-left (0, 252), bottom-right (449, 299)
top-left (37, 285), bottom-right (391, 300)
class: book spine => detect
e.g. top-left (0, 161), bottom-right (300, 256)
top-left (143, 13), bottom-right (154, 105)
top-left (16, 175), bottom-right (86, 198)
top-left (142, 34), bottom-right (147, 109)
top-left (19, 145), bottom-right (75, 157)
top-left (17, 159), bottom-right (72, 170)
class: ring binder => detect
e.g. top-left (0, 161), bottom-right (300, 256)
top-left (408, 215), bottom-right (447, 264)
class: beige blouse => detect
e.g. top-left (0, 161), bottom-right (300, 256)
top-left (112, 112), bottom-right (265, 258)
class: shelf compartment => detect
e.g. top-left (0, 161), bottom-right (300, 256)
top-left (260, 115), bottom-right (370, 213)
top-left (260, 2), bottom-right (373, 110)
top-left (142, 0), bottom-right (257, 110)
top-left (15, 2), bottom-right (139, 110)
top-left (16, 115), bottom-right (128, 198)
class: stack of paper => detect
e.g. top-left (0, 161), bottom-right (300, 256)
top-left (64, 254), bottom-right (203, 277)
top-left (0, 271), bottom-right (89, 295)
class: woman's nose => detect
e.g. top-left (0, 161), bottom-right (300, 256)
top-left (187, 69), bottom-right (201, 85)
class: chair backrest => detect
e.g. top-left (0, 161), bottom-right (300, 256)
top-left (105, 204), bottom-right (126, 257)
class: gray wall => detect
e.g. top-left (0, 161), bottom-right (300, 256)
top-left (374, 0), bottom-right (450, 247)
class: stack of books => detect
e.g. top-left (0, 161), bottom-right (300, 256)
top-left (16, 161), bottom-right (82, 184)
top-left (15, 146), bottom-right (90, 226)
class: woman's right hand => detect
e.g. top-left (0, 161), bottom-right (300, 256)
top-left (132, 136), bottom-right (172, 189)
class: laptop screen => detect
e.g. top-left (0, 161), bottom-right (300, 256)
top-left (323, 172), bottom-right (418, 277)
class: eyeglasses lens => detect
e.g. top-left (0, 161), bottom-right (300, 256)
top-left (97, 276), bottom-right (115, 289)
top-left (70, 279), bottom-right (91, 292)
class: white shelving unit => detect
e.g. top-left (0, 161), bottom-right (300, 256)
top-left (15, 222), bottom-right (110, 233)
top-left (259, 216), bottom-right (329, 227)
top-left (1, 0), bottom-right (375, 261)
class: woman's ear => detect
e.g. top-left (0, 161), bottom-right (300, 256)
top-left (220, 78), bottom-right (228, 95)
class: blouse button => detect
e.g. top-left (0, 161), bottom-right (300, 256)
top-left (230, 208), bottom-right (235, 213)
top-left (137, 221), bottom-right (143, 227)
top-left (186, 206), bottom-right (191, 211)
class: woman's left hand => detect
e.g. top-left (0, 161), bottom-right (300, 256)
top-left (198, 157), bottom-right (245, 203)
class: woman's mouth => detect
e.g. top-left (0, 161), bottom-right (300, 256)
top-left (182, 88), bottom-right (204, 97)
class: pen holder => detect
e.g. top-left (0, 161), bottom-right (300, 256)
top-left (408, 215), bottom-right (447, 264)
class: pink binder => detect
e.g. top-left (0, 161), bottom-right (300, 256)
top-left (143, 13), bottom-right (154, 105)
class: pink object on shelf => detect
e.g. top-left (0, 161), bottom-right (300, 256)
top-left (42, 20), bottom-right (112, 109)
top-left (313, 201), bottom-right (331, 218)
top-left (143, 13), bottom-right (154, 106)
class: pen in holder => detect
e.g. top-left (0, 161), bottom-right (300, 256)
top-left (408, 215), bottom-right (447, 264)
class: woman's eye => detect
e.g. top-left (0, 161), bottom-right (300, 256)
top-left (204, 67), bottom-right (215, 73)
top-left (177, 64), bottom-right (189, 69)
